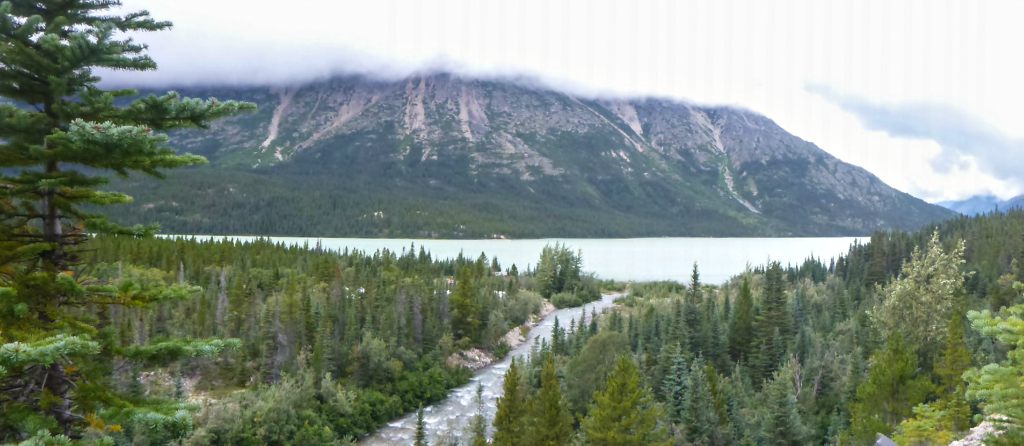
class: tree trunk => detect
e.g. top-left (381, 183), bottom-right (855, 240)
top-left (43, 363), bottom-right (79, 437)
top-left (41, 160), bottom-right (64, 271)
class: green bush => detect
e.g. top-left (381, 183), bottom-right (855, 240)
top-left (551, 292), bottom-right (582, 309)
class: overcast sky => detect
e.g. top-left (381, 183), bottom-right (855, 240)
top-left (108, 0), bottom-right (1024, 202)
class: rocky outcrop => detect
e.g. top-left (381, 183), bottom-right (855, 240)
top-left (949, 417), bottom-right (1006, 446)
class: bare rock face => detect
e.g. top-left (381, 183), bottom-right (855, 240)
top-left (120, 72), bottom-right (954, 237)
top-left (446, 348), bottom-right (495, 371)
top-left (949, 417), bottom-right (1005, 446)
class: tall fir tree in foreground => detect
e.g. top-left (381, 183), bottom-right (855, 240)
top-left (493, 359), bottom-right (529, 446)
top-left (582, 355), bottom-right (670, 446)
top-left (965, 282), bottom-right (1024, 445)
top-left (0, 0), bottom-right (252, 441)
top-left (752, 262), bottom-right (790, 383)
top-left (468, 384), bottom-right (489, 446)
top-left (891, 309), bottom-right (974, 446)
top-left (728, 276), bottom-right (755, 363)
top-left (760, 358), bottom-right (805, 446)
top-left (847, 335), bottom-right (933, 444)
top-left (681, 356), bottom-right (719, 445)
top-left (527, 356), bottom-right (574, 446)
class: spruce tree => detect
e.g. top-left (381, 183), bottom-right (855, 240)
top-left (551, 316), bottom-right (565, 355)
top-left (415, 407), bottom-right (428, 446)
top-left (965, 287), bottom-right (1024, 445)
top-left (0, 1), bottom-right (251, 440)
top-left (661, 350), bottom-right (688, 423)
top-left (847, 335), bottom-right (933, 443)
top-left (752, 263), bottom-right (789, 382)
top-left (728, 276), bottom-right (755, 363)
top-left (493, 359), bottom-right (529, 446)
top-left (451, 266), bottom-right (482, 343)
top-left (682, 356), bottom-right (718, 445)
top-left (469, 384), bottom-right (489, 446)
top-left (760, 359), bottom-right (805, 446)
top-left (527, 356), bottom-right (574, 446)
top-left (934, 309), bottom-right (972, 431)
top-left (685, 264), bottom-right (705, 355)
top-left (582, 355), bottom-right (670, 446)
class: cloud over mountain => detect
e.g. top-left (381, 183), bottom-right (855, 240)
top-left (809, 85), bottom-right (1024, 194)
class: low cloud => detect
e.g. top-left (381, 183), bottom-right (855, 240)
top-left (808, 84), bottom-right (1024, 194)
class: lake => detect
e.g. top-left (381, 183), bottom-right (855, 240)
top-left (171, 236), bottom-right (866, 283)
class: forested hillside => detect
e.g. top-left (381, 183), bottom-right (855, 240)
top-left (71, 236), bottom-right (539, 444)
top-left (100, 74), bottom-right (955, 238)
top-left (482, 211), bottom-right (1024, 445)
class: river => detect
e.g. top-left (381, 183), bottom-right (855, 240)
top-left (360, 293), bottom-right (623, 445)
top-left (162, 235), bottom-right (864, 443)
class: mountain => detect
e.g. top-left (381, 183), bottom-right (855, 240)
top-left (105, 73), bottom-right (955, 237)
top-left (938, 194), bottom-right (1024, 216)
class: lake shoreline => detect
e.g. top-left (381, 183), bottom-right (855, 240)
top-left (157, 235), bottom-right (866, 283)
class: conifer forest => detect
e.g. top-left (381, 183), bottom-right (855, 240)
top-left (2, 1), bottom-right (1023, 445)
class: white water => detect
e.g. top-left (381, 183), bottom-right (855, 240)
top-left (361, 293), bottom-right (622, 445)
top-left (169, 236), bottom-right (865, 283)
top-left (165, 235), bottom-right (864, 443)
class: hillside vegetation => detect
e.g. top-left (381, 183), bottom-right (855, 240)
top-left (102, 74), bottom-right (954, 238)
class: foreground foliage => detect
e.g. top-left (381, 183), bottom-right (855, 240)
top-left (1, 0), bottom-right (250, 442)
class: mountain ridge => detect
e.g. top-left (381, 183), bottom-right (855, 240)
top-left (938, 194), bottom-right (1024, 216)
top-left (104, 72), bottom-right (955, 238)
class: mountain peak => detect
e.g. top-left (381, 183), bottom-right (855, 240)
top-left (114, 74), bottom-right (954, 237)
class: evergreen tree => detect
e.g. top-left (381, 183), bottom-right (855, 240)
top-left (848, 335), bottom-right (933, 443)
top-left (728, 277), bottom-right (755, 363)
top-left (415, 407), bottom-right (428, 446)
top-left (551, 316), bottom-right (565, 355)
top-left (0, 1), bottom-right (250, 440)
top-left (934, 309), bottom-right (973, 431)
top-left (451, 266), bottom-right (482, 342)
top-left (703, 296), bottom-right (725, 368)
top-left (965, 285), bottom-right (1024, 445)
top-left (565, 331), bottom-right (631, 416)
top-left (582, 356), bottom-right (670, 446)
top-left (527, 356), bottom-right (574, 446)
top-left (892, 402), bottom-right (959, 446)
top-left (685, 264), bottom-right (705, 355)
top-left (493, 359), bottom-right (529, 446)
top-left (752, 263), bottom-right (789, 382)
top-left (760, 359), bottom-right (805, 446)
top-left (662, 350), bottom-right (688, 423)
top-left (689, 262), bottom-right (703, 304)
top-left (682, 356), bottom-right (718, 445)
top-left (468, 384), bottom-right (489, 446)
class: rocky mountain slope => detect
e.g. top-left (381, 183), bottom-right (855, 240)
top-left (107, 73), bottom-right (954, 237)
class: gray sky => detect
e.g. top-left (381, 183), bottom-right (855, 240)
top-left (109, 0), bottom-right (1024, 202)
